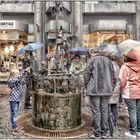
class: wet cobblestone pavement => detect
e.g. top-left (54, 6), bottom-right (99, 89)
top-left (0, 91), bottom-right (135, 140)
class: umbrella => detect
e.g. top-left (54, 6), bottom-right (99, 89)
top-left (70, 47), bottom-right (90, 55)
top-left (119, 39), bottom-right (140, 60)
top-left (24, 42), bottom-right (44, 51)
top-left (99, 43), bottom-right (122, 58)
top-left (16, 47), bottom-right (25, 55)
top-left (16, 42), bottom-right (44, 55)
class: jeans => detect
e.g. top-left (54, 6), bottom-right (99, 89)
top-left (10, 101), bottom-right (19, 129)
top-left (124, 99), bottom-right (140, 134)
top-left (90, 96), bottom-right (111, 137)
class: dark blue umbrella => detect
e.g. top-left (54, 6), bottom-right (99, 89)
top-left (16, 42), bottom-right (44, 55)
top-left (70, 47), bottom-right (90, 55)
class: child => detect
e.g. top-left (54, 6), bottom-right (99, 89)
top-left (7, 68), bottom-right (30, 135)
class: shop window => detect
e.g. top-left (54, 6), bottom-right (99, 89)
top-left (83, 31), bottom-right (132, 48)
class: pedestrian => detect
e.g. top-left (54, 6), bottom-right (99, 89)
top-left (69, 54), bottom-right (85, 75)
top-left (7, 68), bottom-right (30, 135)
top-left (39, 61), bottom-right (48, 76)
top-left (84, 48), bottom-right (116, 139)
top-left (119, 55), bottom-right (140, 139)
top-left (31, 52), bottom-right (38, 74)
top-left (109, 56), bottom-right (121, 129)
top-left (70, 54), bottom-right (85, 90)
top-left (23, 51), bottom-right (38, 109)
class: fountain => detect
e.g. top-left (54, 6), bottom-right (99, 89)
top-left (32, 1), bottom-right (83, 131)
top-left (32, 29), bottom-right (82, 130)
top-left (16, 2), bottom-right (91, 138)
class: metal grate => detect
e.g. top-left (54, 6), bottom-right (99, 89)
top-left (17, 113), bottom-right (92, 138)
top-left (17, 112), bottom-right (129, 138)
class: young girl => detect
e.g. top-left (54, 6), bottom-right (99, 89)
top-left (7, 68), bottom-right (30, 135)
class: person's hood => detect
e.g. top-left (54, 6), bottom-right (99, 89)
top-left (125, 61), bottom-right (140, 72)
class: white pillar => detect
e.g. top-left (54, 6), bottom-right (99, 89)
top-left (73, 2), bottom-right (83, 48)
top-left (34, 2), bottom-right (45, 69)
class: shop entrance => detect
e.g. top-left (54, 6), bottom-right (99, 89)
top-left (0, 30), bottom-right (28, 72)
top-left (83, 31), bottom-right (132, 48)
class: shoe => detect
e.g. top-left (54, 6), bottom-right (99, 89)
top-left (101, 133), bottom-right (109, 139)
top-left (137, 132), bottom-right (140, 137)
top-left (101, 135), bottom-right (107, 139)
top-left (24, 105), bottom-right (32, 109)
top-left (89, 134), bottom-right (95, 139)
top-left (89, 134), bottom-right (101, 139)
top-left (12, 128), bottom-right (25, 135)
top-left (125, 132), bottom-right (136, 139)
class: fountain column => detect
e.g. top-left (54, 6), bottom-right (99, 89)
top-left (34, 2), bottom-right (45, 69)
top-left (72, 2), bottom-right (83, 48)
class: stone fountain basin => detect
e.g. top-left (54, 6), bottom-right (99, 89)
top-left (32, 91), bottom-right (81, 130)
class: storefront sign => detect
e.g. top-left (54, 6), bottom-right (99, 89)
top-left (0, 20), bottom-right (15, 29)
top-left (0, 20), bottom-right (27, 32)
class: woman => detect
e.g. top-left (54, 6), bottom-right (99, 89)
top-left (109, 55), bottom-right (121, 129)
top-left (119, 55), bottom-right (140, 139)
top-left (69, 54), bottom-right (84, 75)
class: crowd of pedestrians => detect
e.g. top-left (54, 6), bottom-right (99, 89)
top-left (6, 41), bottom-right (140, 139)
top-left (83, 44), bottom-right (140, 139)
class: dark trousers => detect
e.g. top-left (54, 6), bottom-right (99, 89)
top-left (90, 96), bottom-right (111, 137)
top-left (124, 98), bottom-right (140, 134)
top-left (110, 104), bottom-right (117, 127)
top-left (25, 89), bottom-right (31, 106)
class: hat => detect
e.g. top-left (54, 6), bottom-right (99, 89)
top-left (90, 47), bottom-right (100, 53)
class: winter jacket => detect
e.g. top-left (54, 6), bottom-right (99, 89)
top-left (69, 61), bottom-right (85, 75)
top-left (119, 61), bottom-right (140, 99)
top-left (84, 55), bottom-right (116, 96)
top-left (7, 71), bottom-right (26, 102)
top-left (109, 61), bottom-right (120, 104)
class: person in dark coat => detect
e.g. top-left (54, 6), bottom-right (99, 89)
top-left (84, 48), bottom-right (117, 139)
top-left (22, 51), bottom-right (38, 109)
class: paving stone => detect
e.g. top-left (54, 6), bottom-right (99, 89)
top-left (0, 89), bottom-right (130, 139)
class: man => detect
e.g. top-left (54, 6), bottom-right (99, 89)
top-left (84, 48), bottom-right (116, 139)
top-left (23, 51), bottom-right (38, 109)
top-left (39, 61), bottom-right (48, 76)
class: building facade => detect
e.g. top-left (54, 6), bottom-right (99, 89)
top-left (0, 1), bottom-right (139, 63)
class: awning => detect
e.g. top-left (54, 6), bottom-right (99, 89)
top-left (89, 20), bottom-right (127, 32)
